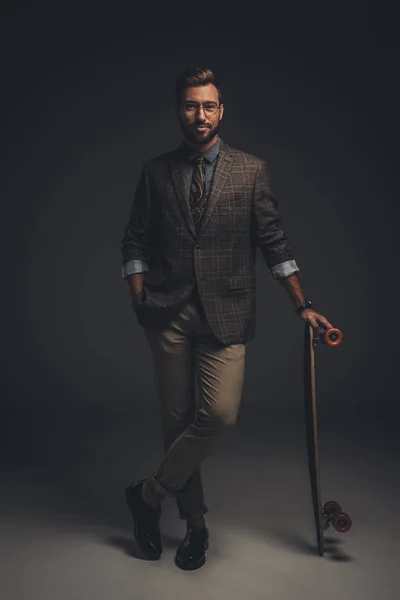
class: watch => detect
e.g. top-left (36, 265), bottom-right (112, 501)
top-left (296, 300), bottom-right (313, 314)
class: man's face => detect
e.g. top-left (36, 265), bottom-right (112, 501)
top-left (178, 83), bottom-right (224, 146)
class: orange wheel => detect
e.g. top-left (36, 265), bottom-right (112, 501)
top-left (323, 501), bottom-right (342, 518)
top-left (324, 328), bottom-right (343, 346)
top-left (333, 512), bottom-right (352, 532)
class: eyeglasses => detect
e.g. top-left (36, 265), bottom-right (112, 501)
top-left (181, 102), bottom-right (220, 116)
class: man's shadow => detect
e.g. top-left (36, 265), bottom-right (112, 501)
top-left (106, 531), bottom-right (183, 560)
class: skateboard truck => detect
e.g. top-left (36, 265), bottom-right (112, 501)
top-left (321, 500), bottom-right (352, 533)
top-left (312, 326), bottom-right (343, 348)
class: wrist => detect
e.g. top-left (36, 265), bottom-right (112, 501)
top-left (296, 300), bottom-right (312, 315)
top-left (128, 273), bottom-right (145, 296)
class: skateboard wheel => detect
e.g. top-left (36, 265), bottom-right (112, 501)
top-left (324, 328), bottom-right (343, 346)
top-left (333, 512), bottom-right (352, 532)
top-left (322, 501), bottom-right (342, 518)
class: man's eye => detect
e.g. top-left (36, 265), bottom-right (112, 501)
top-left (204, 104), bottom-right (216, 110)
top-left (185, 103), bottom-right (197, 110)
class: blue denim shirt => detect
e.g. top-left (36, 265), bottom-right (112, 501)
top-left (121, 136), bottom-right (298, 280)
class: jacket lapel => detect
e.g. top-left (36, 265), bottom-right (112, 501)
top-left (169, 149), bottom-right (197, 239)
top-left (198, 140), bottom-right (233, 235)
top-left (169, 139), bottom-right (233, 238)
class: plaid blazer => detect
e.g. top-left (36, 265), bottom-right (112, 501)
top-left (121, 139), bottom-right (295, 345)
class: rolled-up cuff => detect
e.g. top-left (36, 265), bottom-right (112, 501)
top-left (178, 503), bottom-right (209, 521)
top-left (121, 259), bottom-right (149, 279)
top-left (150, 473), bottom-right (176, 499)
top-left (271, 259), bottom-right (299, 279)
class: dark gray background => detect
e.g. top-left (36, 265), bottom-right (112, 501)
top-left (2, 5), bottom-right (398, 419)
top-left (1, 0), bottom-right (399, 519)
top-left (1, 4), bottom-right (399, 598)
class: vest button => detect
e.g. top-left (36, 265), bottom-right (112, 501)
top-left (195, 245), bottom-right (201, 251)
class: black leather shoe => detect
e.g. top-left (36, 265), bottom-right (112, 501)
top-left (175, 525), bottom-right (209, 570)
top-left (125, 479), bottom-right (162, 560)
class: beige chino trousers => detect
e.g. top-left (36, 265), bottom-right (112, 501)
top-left (142, 286), bottom-right (246, 522)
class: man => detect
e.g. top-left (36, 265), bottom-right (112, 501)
top-left (120, 66), bottom-right (333, 570)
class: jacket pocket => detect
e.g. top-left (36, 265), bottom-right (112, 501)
top-left (228, 275), bottom-right (256, 290)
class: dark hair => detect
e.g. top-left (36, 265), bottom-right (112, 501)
top-left (175, 66), bottom-right (223, 106)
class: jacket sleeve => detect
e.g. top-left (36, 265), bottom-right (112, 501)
top-left (121, 259), bottom-right (149, 280)
top-left (251, 161), bottom-right (297, 274)
top-left (121, 164), bottom-right (152, 276)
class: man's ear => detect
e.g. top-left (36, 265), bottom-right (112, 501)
top-left (219, 104), bottom-right (224, 120)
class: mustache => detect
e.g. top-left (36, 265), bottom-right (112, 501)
top-left (194, 123), bottom-right (211, 127)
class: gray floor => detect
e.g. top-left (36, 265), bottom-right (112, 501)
top-left (0, 406), bottom-right (398, 600)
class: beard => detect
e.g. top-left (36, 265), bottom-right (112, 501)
top-left (180, 117), bottom-right (221, 146)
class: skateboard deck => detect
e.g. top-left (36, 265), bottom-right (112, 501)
top-left (303, 323), bottom-right (352, 556)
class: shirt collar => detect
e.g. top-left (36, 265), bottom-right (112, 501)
top-left (181, 136), bottom-right (221, 164)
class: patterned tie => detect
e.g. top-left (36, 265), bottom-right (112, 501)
top-left (189, 155), bottom-right (206, 229)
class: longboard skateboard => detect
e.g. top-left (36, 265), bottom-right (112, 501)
top-left (303, 323), bottom-right (352, 556)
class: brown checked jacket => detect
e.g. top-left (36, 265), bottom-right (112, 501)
top-left (121, 139), bottom-right (298, 345)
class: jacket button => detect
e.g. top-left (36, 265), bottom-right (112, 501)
top-left (195, 245), bottom-right (201, 251)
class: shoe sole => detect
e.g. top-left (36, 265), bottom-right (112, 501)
top-left (175, 554), bottom-right (206, 570)
top-left (174, 540), bottom-right (209, 570)
top-left (125, 486), bottom-right (162, 561)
